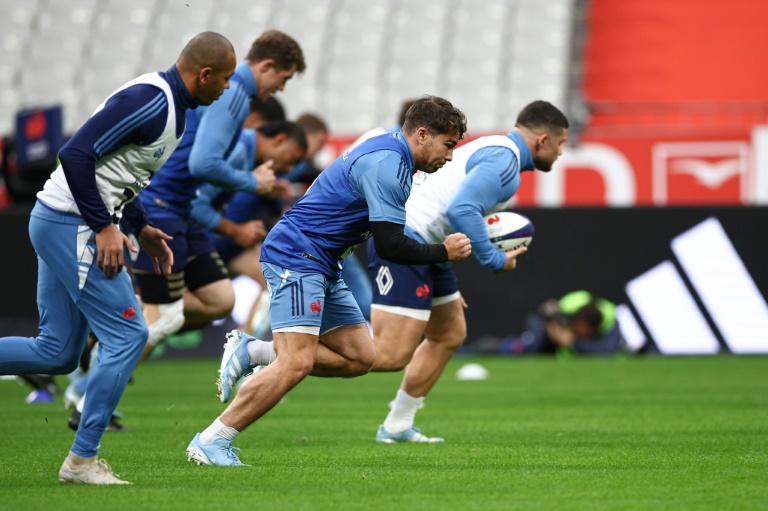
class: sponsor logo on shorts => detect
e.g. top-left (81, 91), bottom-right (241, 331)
top-left (376, 266), bottom-right (393, 295)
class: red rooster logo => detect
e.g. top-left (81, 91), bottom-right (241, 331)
top-left (415, 284), bottom-right (430, 299)
top-left (487, 215), bottom-right (500, 225)
top-left (310, 300), bottom-right (322, 315)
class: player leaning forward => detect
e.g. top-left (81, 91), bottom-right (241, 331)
top-left (187, 96), bottom-right (472, 466)
top-left (0, 33), bottom-right (237, 484)
top-left (371, 100), bottom-right (569, 442)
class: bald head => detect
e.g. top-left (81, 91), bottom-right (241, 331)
top-left (176, 31), bottom-right (237, 106)
top-left (177, 31), bottom-right (235, 74)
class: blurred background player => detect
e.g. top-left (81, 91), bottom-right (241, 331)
top-left (191, 120), bottom-right (308, 339)
top-left (186, 96), bottom-right (472, 466)
top-left (245, 96), bottom-right (286, 130)
top-left (198, 97), bottom-right (291, 340)
top-left (368, 100), bottom-right (569, 443)
top-left (132, 30), bottom-right (306, 360)
top-left (284, 112), bottom-right (330, 186)
top-left (475, 290), bottom-right (625, 356)
top-left (0, 31), bottom-right (236, 484)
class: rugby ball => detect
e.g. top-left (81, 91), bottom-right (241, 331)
top-left (484, 212), bottom-right (534, 251)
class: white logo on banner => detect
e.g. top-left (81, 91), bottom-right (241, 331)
top-left (670, 158), bottom-right (741, 188)
top-left (652, 141), bottom-right (749, 205)
top-left (625, 217), bottom-right (768, 354)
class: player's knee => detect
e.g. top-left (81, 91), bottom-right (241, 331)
top-left (50, 356), bottom-right (81, 375)
top-left (441, 329), bottom-right (467, 351)
top-left (134, 324), bottom-right (151, 349)
top-left (427, 323), bottom-right (467, 352)
top-left (193, 285), bottom-right (235, 320)
top-left (122, 323), bottom-right (150, 354)
top-left (35, 336), bottom-right (84, 374)
top-left (281, 352), bottom-right (315, 381)
top-left (45, 346), bottom-right (85, 374)
top-left (211, 292), bottom-right (235, 318)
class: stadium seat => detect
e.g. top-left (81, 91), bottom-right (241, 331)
top-left (4, 0), bottom-right (574, 136)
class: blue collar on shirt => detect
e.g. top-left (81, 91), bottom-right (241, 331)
top-left (392, 130), bottom-right (415, 172)
top-left (163, 65), bottom-right (198, 110)
top-left (507, 131), bottom-right (535, 171)
top-left (234, 61), bottom-right (258, 99)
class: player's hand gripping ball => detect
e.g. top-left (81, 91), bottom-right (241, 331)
top-left (484, 212), bottom-right (534, 252)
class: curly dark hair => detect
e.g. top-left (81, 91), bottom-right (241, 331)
top-left (402, 95), bottom-right (467, 140)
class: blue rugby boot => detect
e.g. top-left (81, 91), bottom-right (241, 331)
top-left (375, 425), bottom-right (445, 443)
top-left (186, 433), bottom-right (248, 466)
top-left (217, 330), bottom-right (257, 403)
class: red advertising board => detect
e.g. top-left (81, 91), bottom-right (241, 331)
top-left (321, 127), bottom-right (764, 207)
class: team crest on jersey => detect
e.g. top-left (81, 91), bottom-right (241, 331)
top-left (153, 146), bottom-right (166, 160)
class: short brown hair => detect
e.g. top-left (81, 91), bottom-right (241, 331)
top-left (296, 113), bottom-right (329, 134)
top-left (402, 96), bottom-right (467, 140)
top-left (397, 99), bottom-right (418, 127)
top-left (245, 30), bottom-right (306, 74)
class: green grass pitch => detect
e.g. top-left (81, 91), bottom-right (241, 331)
top-left (2, 356), bottom-right (767, 511)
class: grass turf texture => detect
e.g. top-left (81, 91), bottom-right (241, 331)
top-left (2, 356), bottom-right (767, 511)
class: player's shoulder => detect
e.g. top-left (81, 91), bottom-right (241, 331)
top-left (466, 137), bottom-right (518, 162)
top-left (106, 82), bottom-right (168, 108)
top-left (351, 149), bottom-right (404, 176)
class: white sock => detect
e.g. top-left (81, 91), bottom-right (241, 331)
top-left (247, 340), bottom-right (276, 366)
top-left (147, 299), bottom-right (185, 347)
top-left (76, 393), bottom-right (86, 413)
top-left (383, 390), bottom-right (424, 434)
top-left (199, 417), bottom-right (239, 445)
